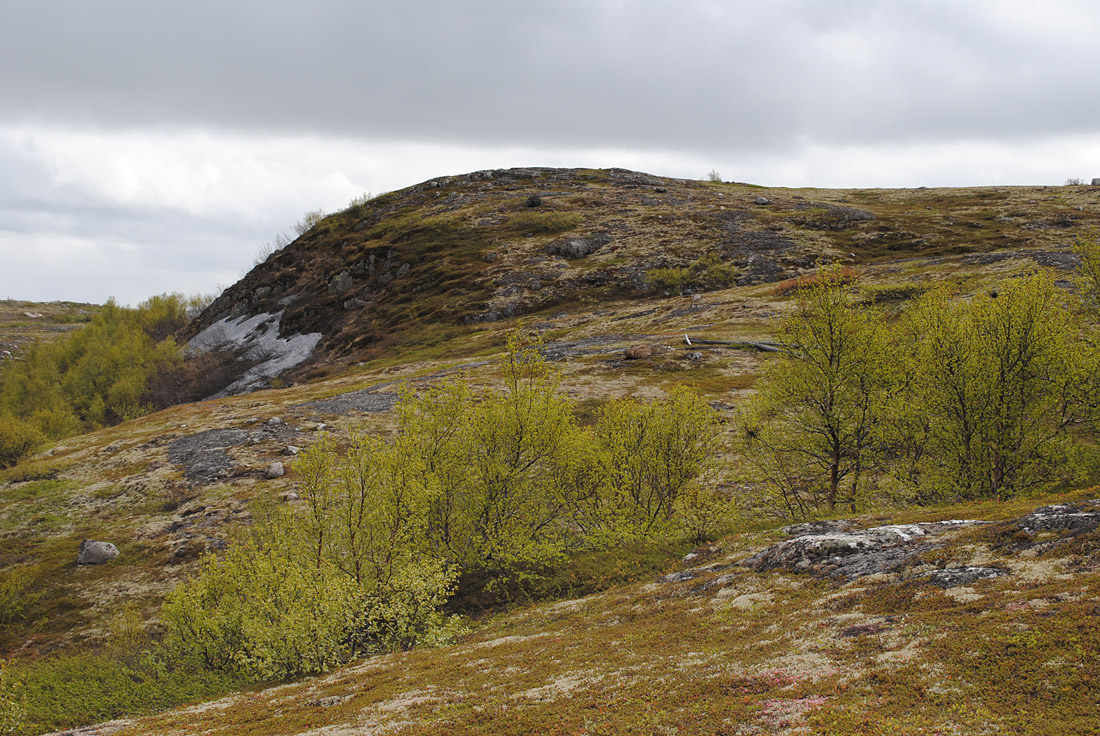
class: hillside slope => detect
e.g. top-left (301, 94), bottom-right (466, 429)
top-left (187, 168), bottom-right (1100, 392)
top-left (75, 492), bottom-right (1100, 735)
top-left (3, 169), bottom-right (1100, 735)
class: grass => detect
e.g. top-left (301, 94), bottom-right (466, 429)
top-left (507, 211), bottom-right (585, 234)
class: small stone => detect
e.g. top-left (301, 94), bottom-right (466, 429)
top-left (924, 566), bottom-right (1009, 588)
top-left (267, 417), bottom-right (283, 426)
top-left (526, 194), bottom-right (542, 207)
top-left (314, 423), bottom-right (327, 432)
top-left (280, 491), bottom-right (300, 502)
top-left (686, 351), bottom-right (704, 362)
top-left (265, 462), bottom-right (285, 479)
top-left (755, 197), bottom-right (771, 205)
top-left (77, 540), bottom-right (120, 565)
top-left (624, 345), bottom-right (654, 360)
top-left (285, 445), bottom-right (300, 456)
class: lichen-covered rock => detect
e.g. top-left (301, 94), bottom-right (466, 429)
top-left (546, 234), bottom-right (611, 259)
top-left (624, 345), bottom-right (654, 360)
top-left (77, 540), bottom-right (120, 565)
top-left (265, 461), bottom-right (285, 479)
top-left (742, 520), bottom-right (982, 579)
top-left (923, 566), bottom-right (1009, 588)
top-left (1017, 501), bottom-right (1100, 535)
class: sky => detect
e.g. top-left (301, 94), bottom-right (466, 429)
top-left (2, 0), bottom-right (1099, 305)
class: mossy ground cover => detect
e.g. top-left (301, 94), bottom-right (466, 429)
top-left (85, 489), bottom-right (1098, 736)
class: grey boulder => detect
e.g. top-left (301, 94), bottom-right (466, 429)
top-left (77, 540), bottom-right (120, 565)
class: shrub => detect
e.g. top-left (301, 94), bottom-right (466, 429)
top-left (585, 388), bottom-right (721, 539)
top-left (739, 264), bottom-right (891, 517)
top-left (646, 253), bottom-right (741, 295)
top-left (163, 531), bottom-right (365, 679)
top-left (645, 266), bottom-right (689, 295)
top-left (0, 299), bottom-right (184, 439)
top-left (885, 274), bottom-right (1094, 502)
top-left (773, 265), bottom-right (859, 297)
top-left (0, 418), bottom-right (43, 469)
top-left (293, 208), bottom-right (327, 236)
top-left (508, 211), bottom-right (584, 234)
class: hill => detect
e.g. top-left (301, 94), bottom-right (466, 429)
top-left (0, 300), bottom-right (98, 364)
top-left (1, 168), bottom-right (1099, 735)
top-left (185, 168), bottom-right (1099, 394)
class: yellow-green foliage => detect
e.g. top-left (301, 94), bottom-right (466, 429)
top-left (162, 335), bottom-right (724, 681)
top-left (0, 418), bottom-right (43, 469)
top-left (740, 266), bottom-right (1100, 517)
top-left (740, 265), bottom-right (891, 516)
top-left (1074, 228), bottom-right (1100, 315)
top-left (507, 211), bottom-right (584, 234)
top-left (582, 388), bottom-right (722, 540)
top-left (887, 273), bottom-right (1097, 502)
top-left (0, 642), bottom-right (241, 736)
top-left (0, 296), bottom-right (189, 440)
top-left (164, 448), bottom-right (464, 679)
top-left (0, 568), bottom-right (41, 626)
top-left (646, 252), bottom-right (741, 295)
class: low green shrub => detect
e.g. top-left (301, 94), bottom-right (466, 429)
top-left (0, 418), bottom-right (43, 469)
top-left (508, 211), bottom-right (584, 234)
top-left (0, 649), bottom-right (242, 736)
top-left (645, 252), bottom-right (741, 295)
top-left (0, 297), bottom-right (188, 440)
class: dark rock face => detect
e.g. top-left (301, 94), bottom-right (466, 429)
top-left (742, 520), bottom-right (983, 580)
top-left (299, 390), bottom-right (399, 415)
top-left (168, 424), bottom-right (301, 485)
top-left (1004, 500), bottom-right (1100, 553)
top-left (167, 429), bottom-right (251, 485)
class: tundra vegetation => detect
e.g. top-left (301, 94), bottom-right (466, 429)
top-left (0, 293), bottom-right (225, 468)
top-left (2, 201), bottom-right (1100, 733)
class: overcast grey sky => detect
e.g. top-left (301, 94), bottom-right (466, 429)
top-left (2, 0), bottom-right (1099, 305)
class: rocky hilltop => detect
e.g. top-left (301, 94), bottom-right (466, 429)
top-left (185, 168), bottom-right (1100, 394)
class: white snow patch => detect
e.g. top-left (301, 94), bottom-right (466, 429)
top-left (187, 311), bottom-right (322, 397)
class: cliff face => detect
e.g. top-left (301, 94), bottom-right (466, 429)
top-left (188, 168), bottom-right (1098, 392)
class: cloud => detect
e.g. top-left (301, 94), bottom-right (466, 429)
top-left (1, 1), bottom-right (1098, 152)
top-left (1, 2), bottom-right (1099, 304)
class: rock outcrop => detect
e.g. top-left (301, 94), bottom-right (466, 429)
top-left (77, 540), bottom-right (119, 565)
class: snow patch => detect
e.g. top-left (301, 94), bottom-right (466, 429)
top-left (187, 311), bottom-right (322, 397)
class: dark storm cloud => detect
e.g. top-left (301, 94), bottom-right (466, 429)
top-left (2, 1), bottom-right (1097, 152)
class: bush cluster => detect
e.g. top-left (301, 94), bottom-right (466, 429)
top-left (0, 295), bottom-right (192, 448)
top-left (773, 265), bottom-right (859, 296)
top-left (164, 336), bottom-right (724, 679)
top-left (0, 418), bottom-right (43, 470)
top-left (646, 252), bottom-right (742, 295)
top-left (739, 256), bottom-right (1100, 516)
